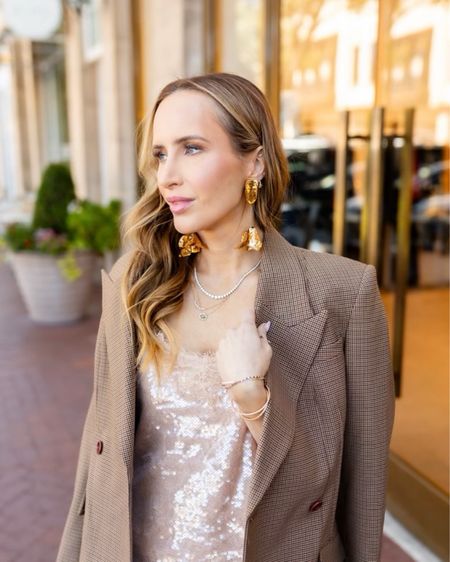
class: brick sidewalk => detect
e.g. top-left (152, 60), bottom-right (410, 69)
top-left (0, 261), bottom-right (413, 562)
top-left (0, 261), bottom-right (100, 562)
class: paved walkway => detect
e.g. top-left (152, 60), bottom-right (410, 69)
top-left (0, 260), bottom-right (415, 562)
top-left (0, 261), bottom-right (100, 562)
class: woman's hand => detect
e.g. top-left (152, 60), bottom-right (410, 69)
top-left (216, 309), bottom-right (272, 408)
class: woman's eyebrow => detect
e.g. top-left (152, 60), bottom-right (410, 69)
top-left (152, 135), bottom-right (209, 150)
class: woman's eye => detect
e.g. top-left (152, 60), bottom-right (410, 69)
top-left (185, 144), bottom-right (201, 155)
top-left (152, 151), bottom-right (166, 162)
top-left (152, 145), bottom-right (200, 162)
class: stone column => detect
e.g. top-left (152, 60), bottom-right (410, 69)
top-left (145, 0), bottom-right (185, 107)
top-left (64, 7), bottom-right (89, 199)
top-left (100, 0), bottom-right (137, 210)
top-left (9, 39), bottom-right (39, 196)
top-left (0, 43), bottom-right (25, 201)
top-left (19, 39), bottom-right (41, 189)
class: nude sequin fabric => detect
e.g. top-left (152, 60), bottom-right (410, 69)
top-left (132, 343), bottom-right (256, 562)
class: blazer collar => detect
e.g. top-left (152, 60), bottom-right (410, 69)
top-left (254, 225), bottom-right (315, 326)
top-left (101, 227), bottom-right (328, 519)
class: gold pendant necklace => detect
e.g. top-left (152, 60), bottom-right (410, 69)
top-left (192, 288), bottom-right (229, 321)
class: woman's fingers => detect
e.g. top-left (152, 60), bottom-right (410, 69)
top-left (260, 320), bottom-right (271, 333)
top-left (257, 322), bottom-right (272, 359)
top-left (257, 322), bottom-right (266, 338)
top-left (257, 320), bottom-right (271, 339)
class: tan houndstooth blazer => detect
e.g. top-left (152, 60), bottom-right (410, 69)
top-left (56, 226), bottom-right (395, 562)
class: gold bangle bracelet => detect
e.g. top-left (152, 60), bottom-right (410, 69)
top-left (240, 407), bottom-right (268, 421)
top-left (233, 385), bottom-right (271, 420)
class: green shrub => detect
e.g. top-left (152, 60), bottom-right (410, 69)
top-left (0, 161), bottom-right (123, 281)
top-left (67, 199), bottom-right (121, 254)
top-left (32, 163), bottom-right (76, 233)
top-left (2, 199), bottom-right (121, 257)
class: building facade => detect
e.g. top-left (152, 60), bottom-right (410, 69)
top-left (0, 0), bottom-right (448, 558)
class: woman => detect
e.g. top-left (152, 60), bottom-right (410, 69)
top-left (57, 73), bottom-right (395, 562)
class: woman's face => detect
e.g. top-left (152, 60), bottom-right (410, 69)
top-left (152, 90), bottom-right (262, 236)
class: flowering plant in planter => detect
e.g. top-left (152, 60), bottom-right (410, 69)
top-left (1, 164), bottom-right (121, 281)
top-left (0, 163), bottom-right (121, 323)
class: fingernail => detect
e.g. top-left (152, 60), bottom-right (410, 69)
top-left (265, 320), bottom-right (271, 332)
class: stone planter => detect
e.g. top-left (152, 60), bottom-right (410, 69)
top-left (9, 251), bottom-right (96, 324)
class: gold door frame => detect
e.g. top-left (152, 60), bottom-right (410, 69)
top-left (393, 108), bottom-right (414, 396)
top-left (334, 107), bottom-right (415, 397)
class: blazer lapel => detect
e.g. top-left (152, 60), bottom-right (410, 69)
top-left (247, 228), bottom-right (328, 518)
top-left (101, 269), bottom-right (137, 479)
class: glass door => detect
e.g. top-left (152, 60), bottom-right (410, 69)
top-left (375, 4), bottom-right (449, 557)
top-left (278, 0), bottom-right (449, 557)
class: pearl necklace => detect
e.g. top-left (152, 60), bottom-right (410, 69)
top-left (193, 258), bottom-right (262, 300)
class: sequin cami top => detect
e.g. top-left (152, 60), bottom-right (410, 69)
top-left (132, 341), bottom-right (257, 562)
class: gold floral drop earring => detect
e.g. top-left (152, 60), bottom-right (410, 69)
top-left (237, 178), bottom-right (263, 251)
top-left (178, 233), bottom-right (207, 257)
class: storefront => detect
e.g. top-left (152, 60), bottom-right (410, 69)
top-left (0, 0), bottom-right (447, 557)
top-left (134, 0), bottom-right (450, 557)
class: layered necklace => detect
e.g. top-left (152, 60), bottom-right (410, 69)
top-left (192, 258), bottom-right (262, 320)
top-left (192, 291), bottom-right (229, 321)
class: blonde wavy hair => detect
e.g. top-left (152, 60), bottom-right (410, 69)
top-left (121, 73), bottom-right (289, 379)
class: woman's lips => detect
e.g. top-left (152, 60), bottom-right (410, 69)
top-left (168, 199), bottom-right (194, 214)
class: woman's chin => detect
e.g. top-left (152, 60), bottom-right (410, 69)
top-left (172, 217), bottom-right (208, 235)
top-left (173, 221), bottom-right (196, 235)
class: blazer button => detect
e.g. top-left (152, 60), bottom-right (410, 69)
top-left (309, 499), bottom-right (323, 512)
top-left (96, 440), bottom-right (103, 455)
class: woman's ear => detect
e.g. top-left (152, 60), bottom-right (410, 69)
top-left (248, 146), bottom-right (265, 180)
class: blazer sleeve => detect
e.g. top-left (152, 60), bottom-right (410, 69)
top-left (56, 316), bottom-right (104, 562)
top-left (336, 264), bottom-right (395, 561)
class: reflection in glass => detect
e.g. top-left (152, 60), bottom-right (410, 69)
top-left (219, 0), bottom-right (264, 90)
top-left (279, 0), bottom-right (449, 502)
top-left (379, 1), bottom-right (449, 502)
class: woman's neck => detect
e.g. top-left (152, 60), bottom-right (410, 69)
top-left (194, 224), bottom-right (264, 280)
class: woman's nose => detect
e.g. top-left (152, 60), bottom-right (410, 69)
top-left (157, 157), bottom-right (182, 189)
